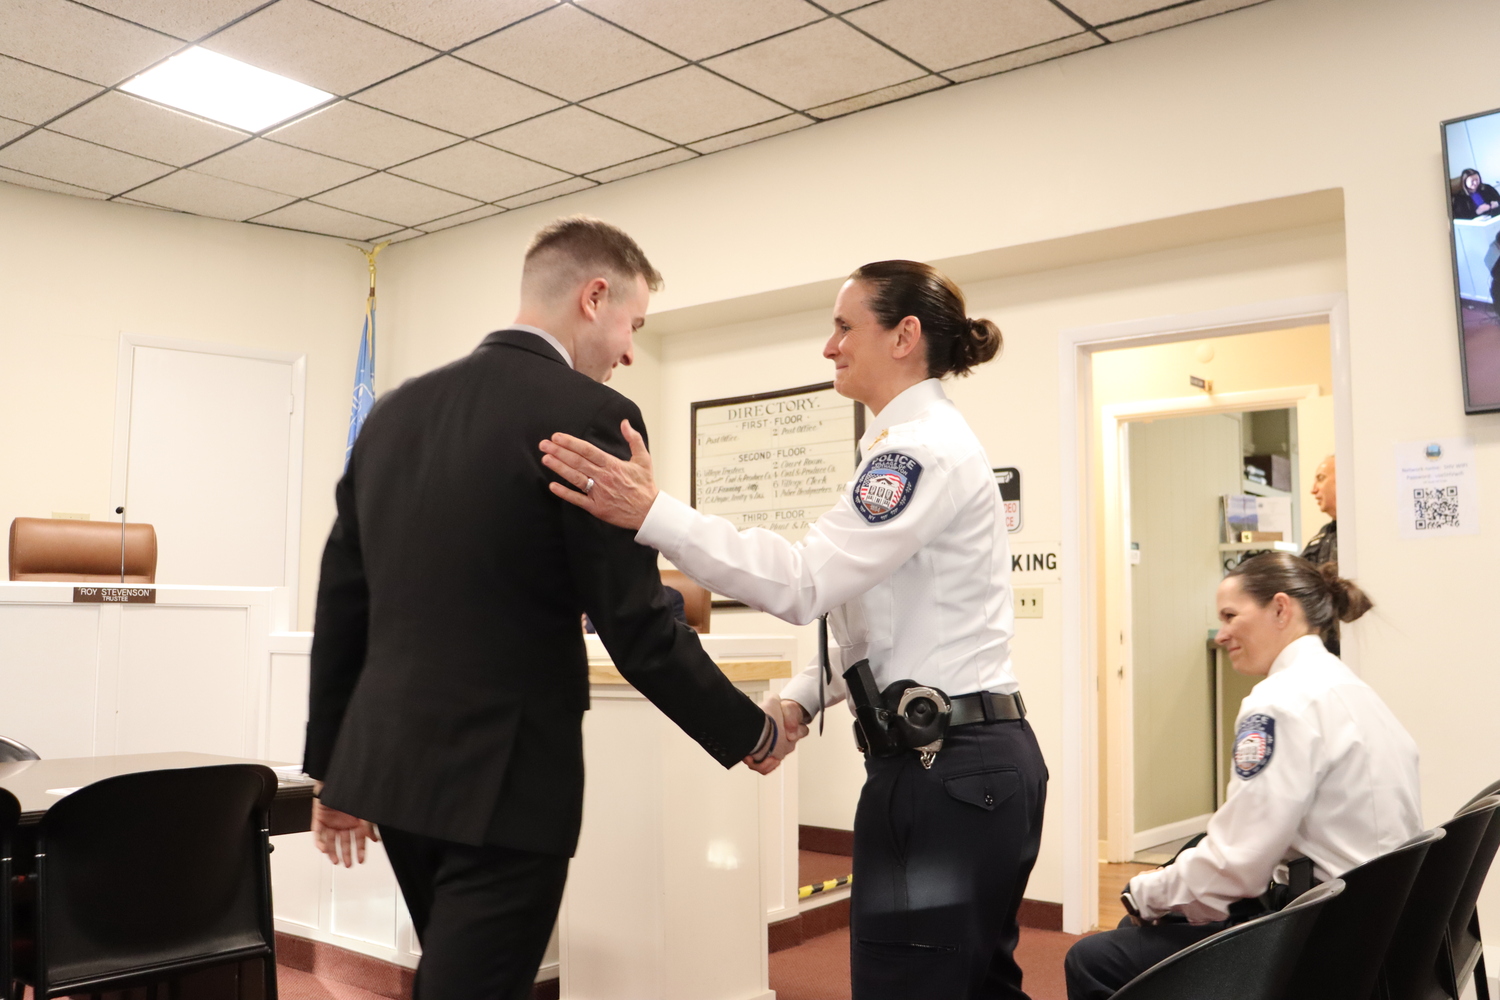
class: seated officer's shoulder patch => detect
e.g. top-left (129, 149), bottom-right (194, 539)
top-left (1233, 713), bottom-right (1276, 779)
top-left (853, 452), bottom-right (923, 524)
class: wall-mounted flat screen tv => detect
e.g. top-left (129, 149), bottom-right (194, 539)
top-left (1443, 107), bottom-right (1500, 413)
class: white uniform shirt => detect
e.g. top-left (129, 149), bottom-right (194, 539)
top-left (1131, 634), bottom-right (1421, 923)
top-left (636, 378), bottom-right (1018, 717)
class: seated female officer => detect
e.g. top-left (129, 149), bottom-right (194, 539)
top-left (1064, 552), bottom-right (1421, 1000)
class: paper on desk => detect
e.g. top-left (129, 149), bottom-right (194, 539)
top-left (46, 787), bottom-right (81, 796)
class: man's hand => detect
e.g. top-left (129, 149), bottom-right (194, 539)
top-left (745, 697), bottom-right (810, 774)
top-left (539, 419), bottom-right (658, 531)
top-left (312, 783), bottom-right (380, 867)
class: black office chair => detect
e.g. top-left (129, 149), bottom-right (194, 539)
top-left (1283, 828), bottom-right (1444, 1000)
top-left (1440, 788), bottom-right (1500, 1000)
top-left (1110, 879), bottom-right (1345, 1000)
top-left (1463, 780), bottom-right (1500, 810)
top-left (0, 737), bottom-right (38, 763)
top-left (0, 789), bottom-right (19, 1000)
top-left (1382, 795), bottom-right (1500, 1000)
top-left (13, 764), bottom-right (279, 1000)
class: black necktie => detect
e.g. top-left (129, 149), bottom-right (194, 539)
top-left (818, 613), bottom-right (830, 736)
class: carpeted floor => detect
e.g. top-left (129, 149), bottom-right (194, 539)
top-left (769, 924), bottom-right (1081, 1000)
top-left (277, 966), bottom-right (391, 1000)
top-left (800, 848), bottom-right (854, 887)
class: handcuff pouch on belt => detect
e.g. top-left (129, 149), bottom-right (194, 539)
top-left (843, 658), bottom-right (952, 769)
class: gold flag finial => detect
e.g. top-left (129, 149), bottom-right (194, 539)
top-left (348, 240), bottom-right (391, 300)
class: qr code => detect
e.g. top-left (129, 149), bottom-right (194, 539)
top-left (1413, 486), bottom-right (1461, 530)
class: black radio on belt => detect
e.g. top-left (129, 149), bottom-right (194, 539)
top-left (843, 659), bottom-right (952, 768)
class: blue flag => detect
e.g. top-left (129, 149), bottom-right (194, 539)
top-left (343, 295), bottom-right (375, 469)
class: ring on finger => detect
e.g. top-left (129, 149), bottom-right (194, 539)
top-left (584, 477), bottom-right (595, 495)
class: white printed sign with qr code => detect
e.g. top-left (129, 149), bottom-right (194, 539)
top-left (1395, 438), bottom-right (1480, 538)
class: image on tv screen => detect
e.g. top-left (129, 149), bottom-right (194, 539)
top-left (1444, 107), bottom-right (1500, 412)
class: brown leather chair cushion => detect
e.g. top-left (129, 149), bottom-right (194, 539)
top-left (661, 569), bottom-right (710, 634)
top-left (9, 517), bottom-right (156, 583)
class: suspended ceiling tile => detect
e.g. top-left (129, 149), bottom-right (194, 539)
top-left (0, 56), bottom-right (104, 126)
top-left (845, 0), bottom-right (1082, 72)
top-left (578, 0), bottom-right (824, 61)
top-left (354, 57), bottom-right (563, 137)
top-left (704, 19), bottom-right (925, 111)
top-left (49, 92), bottom-right (248, 166)
top-left (821, 0), bottom-right (880, 11)
top-left (193, 138), bottom-right (372, 197)
top-left (457, 4), bottom-right (683, 102)
top-left (0, 118), bottom-right (31, 146)
top-left (943, 34), bottom-right (1103, 82)
top-left (313, 171), bottom-right (482, 228)
top-left (688, 114), bottom-right (812, 155)
top-left (420, 204), bottom-right (505, 233)
top-left (201, 0), bottom-right (435, 95)
top-left (480, 106), bottom-right (671, 176)
top-left (381, 228), bottom-right (426, 241)
top-left (126, 169), bottom-right (296, 220)
top-left (585, 147), bottom-right (696, 184)
top-left (806, 75), bottom-right (946, 120)
top-left (390, 141), bottom-right (568, 202)
top-left (0, 0), bottom-right (182, 86)
top-left (76, 0), bottom-right (270, 41)
top-left (1059, 0), bottom-right (1200, 24)
top-left (251, 200), bottom-right (397, 240)
top-left (0, 129), bottom-right (172, 193)
top-left (318, 0), bottom-right (556, 51)
top-left (583, 67), bottom-right (787, 147)
top-left (268, 102), bottom-right (459, 168)
top-left (496, 176), bottom-right (596, 211)
top-left (0, 164), bottom-right (109, 199)
top-left (1098, 0), bottom-right (1267, 39)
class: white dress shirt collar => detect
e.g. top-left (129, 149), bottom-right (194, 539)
top-left (511, 324), bottom-right (573, 370)
top-left (859, 378), bottom-right (947, 454)
top-left (1267, 632), bottom-right (1328, 677)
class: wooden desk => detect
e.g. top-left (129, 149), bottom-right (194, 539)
top-left (0, 751), bottom-right (315, 838)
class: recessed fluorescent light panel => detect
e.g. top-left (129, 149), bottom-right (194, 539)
top-left (120, 47), bottom-right (332, 132)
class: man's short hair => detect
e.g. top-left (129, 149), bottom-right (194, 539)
top-left (523, 216), bottom-right (662, 300)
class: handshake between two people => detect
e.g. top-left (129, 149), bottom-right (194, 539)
top-left (745, 696), bottom-right (813, 775)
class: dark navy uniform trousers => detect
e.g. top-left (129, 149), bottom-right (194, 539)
top-left (850, 716), bottom-right (1048, 1000)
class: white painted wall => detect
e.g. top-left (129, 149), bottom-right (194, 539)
top-left (0, 184), bottom-right (368, 629)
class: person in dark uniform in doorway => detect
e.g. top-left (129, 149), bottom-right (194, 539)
top-left (1301, 453), bottom-right (1338, 652)
top-left (303, 217), bottom-right (791, 1000)
top-left (540, 260), bottom-right (1048, 1000)
top-left (1063, 553), bottom-right (1419, 1000)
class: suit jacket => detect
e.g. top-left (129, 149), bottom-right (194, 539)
top-left (304, 328), bottom-right (766, 854)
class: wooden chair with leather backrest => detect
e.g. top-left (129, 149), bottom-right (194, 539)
top-left (8, 518), bottom-right (156, 583)
top-left (660, 569), bottom-right (710, 633)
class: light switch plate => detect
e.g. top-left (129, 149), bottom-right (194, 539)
top-left (1015, 587), bottom-right (1043, 618)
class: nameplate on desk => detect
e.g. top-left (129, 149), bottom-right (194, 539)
top-left (72, 586), bottom-right (156, 604)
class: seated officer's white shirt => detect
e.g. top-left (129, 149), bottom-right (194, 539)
top-left (1130, 634), bottom-right (1421, 924)
top-left (636, 378), bottom-right (1018, 715)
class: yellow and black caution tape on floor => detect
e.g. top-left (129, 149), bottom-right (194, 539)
top-left (798, 873), bottom-right (853, 899)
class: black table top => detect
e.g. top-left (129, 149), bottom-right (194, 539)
top-left (0, 752), bottom-right (315, 834)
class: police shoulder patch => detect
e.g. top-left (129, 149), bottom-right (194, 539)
top-left (853, 452), bottom-right (923, 523)
top-left (1233, 713), bottom-right (1276, 779)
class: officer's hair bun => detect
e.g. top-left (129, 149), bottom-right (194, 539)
top-left (1318, 562), bottom-right (1374, 623)
top-left (961, 317), bottom-right (1003, 370)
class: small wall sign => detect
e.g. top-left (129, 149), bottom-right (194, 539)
top-left (994, 467), bottom-right (1022, 533)
top-left (73, 586), bottom-right (156, 604)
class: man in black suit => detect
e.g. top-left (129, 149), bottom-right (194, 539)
top-left (303, 217), bottom-right (788, 1000)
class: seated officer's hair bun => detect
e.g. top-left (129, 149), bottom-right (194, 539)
top-left (850, 260), bottom-right (1003, 378)
top-left (1225, 551), bottom-right (1374, 637)
top-left (1317, 561), bottom-right (1374, 623)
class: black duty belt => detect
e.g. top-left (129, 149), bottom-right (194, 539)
top-left (948, 690), bottom-right (1026, 726)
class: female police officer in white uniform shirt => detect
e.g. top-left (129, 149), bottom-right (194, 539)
top-left (1064, 552), bottom-right (1421, 1000)
top-left (540, 260), bottom-right (1048, 1000)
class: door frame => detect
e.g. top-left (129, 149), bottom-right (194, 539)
top-left (1055, 293), bottom-right (1352, 932)
top-left (110, 333), bottom-right (308, 627)
top-left (1101, 385), bottom-right (1321, 863)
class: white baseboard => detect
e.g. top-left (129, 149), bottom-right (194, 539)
top-left (1133, 814), bottom-right (1213, 854)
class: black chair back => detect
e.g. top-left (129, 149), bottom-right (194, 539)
top-left (30, 764), bottom-right (277, 998)
top-left (1383, 795), bottom-right (1500, 1000)
top-left (1284, 828), bottom-right (1444, 1000)
top-left (1463, 780), bottom-right (1500, 810)
top-left (1112, 879), bottom-right (1345, 1000)
top-left (0, 788), bottom-right (20, 999)
top-left (0, 736), bottom-right (39, 763)
top-left (1442, 788), bottom-right (1500, 1000)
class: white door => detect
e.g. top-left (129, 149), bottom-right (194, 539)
top-left (123, 344), bottom-right (296, 587)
